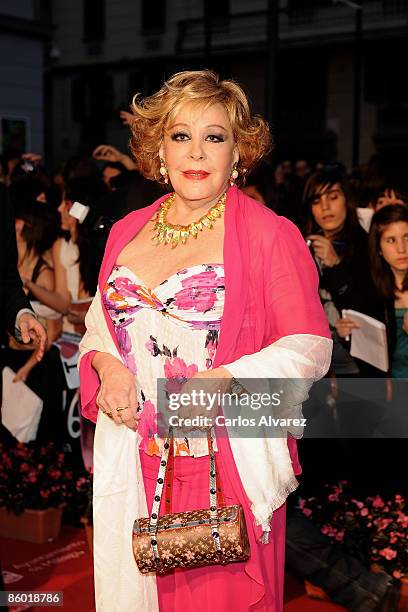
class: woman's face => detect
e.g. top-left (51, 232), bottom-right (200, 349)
top-left (379, 221), bottom-right (408, 274)
top-left (159, 102), bottom-right (238, 207)
top-left (311, 182), bottom-right (347, 236)
top-left (375, 189), bottom-right (405, 211)
top-left (58, 196), bottom-right (77, 234)
top-left (275, 165), bottom-right (284, 185)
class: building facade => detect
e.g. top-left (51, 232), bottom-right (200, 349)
top-left (0, 0), bottom-right (51, 157)
top-left (47, 0), bottom-right (408, 170)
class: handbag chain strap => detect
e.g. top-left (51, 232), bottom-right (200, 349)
top-left (147, 427), bottom-right (225, 569)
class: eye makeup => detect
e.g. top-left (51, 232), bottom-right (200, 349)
top-left (170, 131), bottom-right (190, 141)
top-left (169, 131), bottom-right (226, 143)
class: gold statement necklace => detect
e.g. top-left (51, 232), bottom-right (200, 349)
top-left (151, 192), bottom-right (226, 248)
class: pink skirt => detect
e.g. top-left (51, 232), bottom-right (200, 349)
top-left (140, 450), bottom-right (286, 612)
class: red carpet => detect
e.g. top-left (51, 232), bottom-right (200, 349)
top-left (1, 526), bottom-right (94, 612)
top-left (283, 574), bottom-right (345, 611)
top-left (1, 526), bottom-right (343, 611)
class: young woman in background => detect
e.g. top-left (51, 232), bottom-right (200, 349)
top-left (12, 201), bottom-right (60, 381)
top-left (25, 176), bottom-right (107, 329)
top-left (369, 204), bottom-right (408, 376)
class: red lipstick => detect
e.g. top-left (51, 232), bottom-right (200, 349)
top-left (182, 170), bottom-right (210, 180)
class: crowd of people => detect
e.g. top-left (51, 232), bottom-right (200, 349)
top-left (2, 138), bottom-right (406, 405)
top-left (0, 69), bottom-right (407, 612)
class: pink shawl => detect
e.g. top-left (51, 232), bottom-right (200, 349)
top-left (79, 184), bottom-right (330, 605)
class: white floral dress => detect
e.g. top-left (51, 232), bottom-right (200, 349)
top-left (102, 263), bottom-right (225, 456)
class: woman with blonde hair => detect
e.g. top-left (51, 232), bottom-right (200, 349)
top-left (79, 70), bottom-right (332, 611)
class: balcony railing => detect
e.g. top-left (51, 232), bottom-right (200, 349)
top-left (176, 1), bottom-right (408, 54)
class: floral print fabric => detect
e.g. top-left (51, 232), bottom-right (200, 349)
top-left (102, 263), bottom-right (224, 456)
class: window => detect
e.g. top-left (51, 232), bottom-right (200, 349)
top-left (211, 0), bottom-right (229, 20)
top-left (365, 41), bottom-right (408, 105)
top-left (206, 0), bottom-right (229, 28)
top-left (71, 73), bottom-right (114, 123)
top-left (142, 0), bottom-right (165, 33)
top-left (83, 0), bottom-right (106, 42)
top-left (287, 0), bottom-right (327, 24)
top-left (382, 0), bottom-right (408, 14)
top-left (34, 0), bottom-right (53, 23)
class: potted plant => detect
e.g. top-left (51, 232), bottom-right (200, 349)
top-left (0, 441), bottom-right (89, 544)
top-left (298, 482), bottom-right (407, 600)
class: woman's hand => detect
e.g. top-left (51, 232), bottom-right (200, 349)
top-left (119, 110), bottom-right (135, 126)
top-left (175, 367), bottom-right (232, 433)
top-left (334, 317), bottom-right (360, 339)
top-left (93, 144), bottom-right (124, 164)
top-left (92, 143), bottom-right (137, 170)
top-left (22, 152), bottom-right (42, 165)
top-left (93, 353), bottom-right (140, 430)
top-left (307, 235), bottom-right (341, 267)
top-left (17, 313), bottom-right (47, 361)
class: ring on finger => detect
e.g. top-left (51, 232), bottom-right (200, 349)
top-left (115, 406), bottom-right (129, 412)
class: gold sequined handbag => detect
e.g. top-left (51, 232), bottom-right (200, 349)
top-left (132, 428), bottom-right (250, 574)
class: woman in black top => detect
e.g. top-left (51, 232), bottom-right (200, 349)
top-left (11, 201), bottom-right (60, 381)
top-left (300, 166), bottom-right (394, 495)
top-left (4, 200), bottom-right (66, 445)
top-left (368, 205), bottom-right (408, 377)
top-left (303, 165), bottom-right (383, 327)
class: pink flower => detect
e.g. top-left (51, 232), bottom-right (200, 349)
top-left (164, 357), bottom-right (198, 394)
top-left (352, 499), bottom-right (364, 509)
top-left (145, 338), bottom-right (155, 356)
top-left (378, 518), bottom-right (393, 531)
top-left (397, 511), bottom-right (408, 529)
top-left (206, 340), bottom-right (217, 361)
top-left (393, 570), bottom-right (403, 579)
top-left (335, 530), bottom-right (345, 542)
top-left (395, 494), bottom-right (404, 504)
top-left (138, 401), bottom-right (158, 449)
top-left (379, 547), bottom-right (397, 561)
top-left (302, 508), bottom-right (312, 517)
top-left (328, 493), bottom-right (339, 502)
top-left (20, 462), bottom-right (29, 472)
top-left (173, 271), bottom-right (223, 313)
top-left (372, 495), bottom-right (385, 508)
top-left (360, 508), bottom-right (369, 517)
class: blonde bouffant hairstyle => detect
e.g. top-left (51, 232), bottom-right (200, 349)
top-left (129, 70), bottom-right (271, 186)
